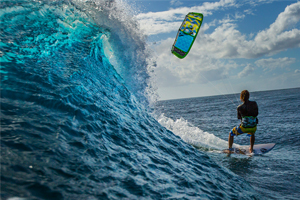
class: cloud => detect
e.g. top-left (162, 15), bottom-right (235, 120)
top-left (136, 0), bottom-right (237, 35)
top-left (255, 57), bottom-right (296, 71)
top-left (243, 8), bottom-right (255, 15)
top-left (238, 64), bottom-right (255, 78)
top-left (195, 1), bottom-right (300, 59)
top-left (152, 38), bottom-right (238, 87)
top-left (253, 2), bottom-right (300, 55)
top-left (295, 69), bottom-right (300, 73)
top-left (170, 0), bottom-right (183, 7)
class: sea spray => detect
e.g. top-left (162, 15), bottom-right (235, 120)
top-left (157, 114), bottom-right (229, 150)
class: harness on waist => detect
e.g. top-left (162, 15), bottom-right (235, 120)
top-left (241, 116), bottom-right (257, 128)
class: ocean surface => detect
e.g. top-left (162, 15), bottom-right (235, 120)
top-left (1, 0), bottom-right (299, 199)
top-left (156, 88), bottom-right (300, 200)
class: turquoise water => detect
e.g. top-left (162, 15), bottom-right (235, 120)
top-left (1, 0), bottom-right (298, 199)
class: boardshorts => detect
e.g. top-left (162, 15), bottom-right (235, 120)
top-left (230, 125), bottom-right (257, 137)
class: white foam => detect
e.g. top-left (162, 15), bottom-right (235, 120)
top-left (157, 114), bottom-right (229, 150)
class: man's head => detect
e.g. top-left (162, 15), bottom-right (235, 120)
top-left (240, 90), bottom-right (249, 102)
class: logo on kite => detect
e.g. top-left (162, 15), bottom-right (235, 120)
top-left (171, 12), bottom-right (203, 59)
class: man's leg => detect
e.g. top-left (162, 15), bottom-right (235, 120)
top-left (229, 126), bottom-right (239, 150)
top-left (249, 134), bottom-right (255, 153)
top-left (228, 132), bottom-right (234, 149)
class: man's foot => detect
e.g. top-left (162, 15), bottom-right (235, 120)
top-left (223, 148), bottom-right (233, 154)
top-left (249, 147), bottom-right (253, 153)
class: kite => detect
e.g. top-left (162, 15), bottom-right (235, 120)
top-left (171, 12), bottom-right (203, 59)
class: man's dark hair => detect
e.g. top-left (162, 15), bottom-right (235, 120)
top-left (240, 90), bottom-right (249, 102)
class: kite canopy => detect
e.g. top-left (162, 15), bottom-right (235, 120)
top-left (171, 12), bottom-right (203, 59)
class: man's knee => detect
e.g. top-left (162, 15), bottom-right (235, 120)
top-left (229, 130), bottom-right (235, 137)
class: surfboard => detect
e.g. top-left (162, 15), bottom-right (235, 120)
top-left (223, 143), bottom-right (276, 155)
top-left (171, 12), bottom-right (203, 59)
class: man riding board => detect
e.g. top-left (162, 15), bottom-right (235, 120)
top-left (228, 90), bottom-right (258, 153)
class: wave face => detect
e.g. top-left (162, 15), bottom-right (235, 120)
top-left (1, 0), bottom-right (258, 199)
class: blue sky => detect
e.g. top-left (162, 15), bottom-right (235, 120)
top-left (129, 0), bottom-right (300, 100)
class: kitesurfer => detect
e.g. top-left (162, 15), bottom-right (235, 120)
top-left (228, 90), bottom-right (258, 153)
